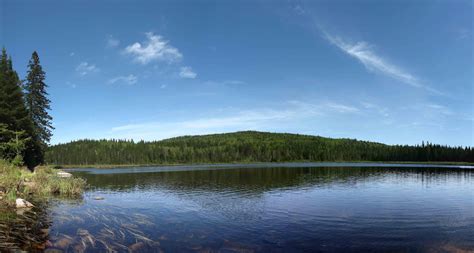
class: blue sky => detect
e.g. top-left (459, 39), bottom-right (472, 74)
top-left (1, 0), bottom-right (472, 146)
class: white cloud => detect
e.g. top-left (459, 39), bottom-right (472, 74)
top-left (204, 80), bottom-right (246, 86)
top-left (107, 74), bottom-right (138, 85)
top-left (324, 102), bottom-right (360, 113)
top-left (422, 103), bottom-right (454, 116)
top-left (287, 100), bottom-right (360, 115)
top-left (75, 62), bottom-right (99, 76)
top-left (109, 100), bottom-right (363, 140)
top-left (160, 84), bottom-right (167, 89)
top-left (106, 35), bottom-right (120, 48)
top-left (111, 109), bottom-right (295, 134)
top-left (69, 52), bottom-right (75, 57)
top-left (124, 32), bottom-right (182, 64)
top-left (323, 32), bottom-right (443, 95)
top-left (179, 66), bottom-right (197, 79)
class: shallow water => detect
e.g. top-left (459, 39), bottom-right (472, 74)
top-left (1, 163), bottom-right (474, 252)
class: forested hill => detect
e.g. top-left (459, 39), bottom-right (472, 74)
top-left (45, 131), bottom-right (474, 165)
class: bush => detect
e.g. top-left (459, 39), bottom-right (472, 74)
top-left (11, 154), bottom-right (24, 167)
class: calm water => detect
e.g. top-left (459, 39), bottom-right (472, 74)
top-left (1, 163), bottom-right (474, 252)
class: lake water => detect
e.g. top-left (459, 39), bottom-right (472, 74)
top-left (1, 163), bottom-right (474, 252)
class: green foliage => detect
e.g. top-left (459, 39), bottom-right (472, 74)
top-left (0, 123), bottom-right (30, 165)
top-left (46, 131), bottom-right (474, 165)
top-left (11, 155), bottom-right (24, 167)
top-left (0, 49), bottom-right (52, 170)
top-left (0, 160), bottom-right (86, 206)
top-left (28, 166), bottom-right (86, 197)
top-left (23, 51), bottom-right (53, 168)
top-left (0, 160), bottom-right (22, 203)
top-left (0, 48), bottom-right (31, 133)
top-left (0, 49), bottom-right (35, 169)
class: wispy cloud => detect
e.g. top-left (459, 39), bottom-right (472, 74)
top-left (107, 74), bottom-right (138, 85)
top-left (109, 100), bottom-right (363, 140)
top-left (179, 66), bottom-right (197, 79)
top-left (124, 32), bottom-right (182, 64)
top-left (204, 80), bottom-right (246, 86)
top-left (323, 32), bottom-right (443, 95)
top-left (111, 108), bottom-right (297, 135)
top-left (361, 102), bottom-right (389, 117)
top-left (288, 100), bottom-right (360, 114)
top-left (414, 103), bottom-right (454, 117)
top-left (106, 35), bottom-right (120, 48)
top-left (75, 62), bottom-right (99, 76)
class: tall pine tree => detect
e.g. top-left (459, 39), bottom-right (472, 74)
top-left (24, 51), bottom-right (53, 167)
top-left (0, 48), bottom-right (34, 165)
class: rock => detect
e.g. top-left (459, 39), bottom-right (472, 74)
top-left (57, 171), bottom-right (72, 178)
top-left (128, 242), bottom-right (145, 252)
top-left (73, 244), bottom-right (86, 253)
top-left (16, 198), bottom-right (34, 208)
top-left (54, 237), bottom-right (73, 249)
top-left (93, 196), bottom-right (104, 200)
top-left (77, 228), bottom-right (90, 236)
top-left (44, 248), bottom-right (63, 253)
top-left (44, 249), bottom-right (63, 253)
top-left (44, 240), bottom-right (53, 247)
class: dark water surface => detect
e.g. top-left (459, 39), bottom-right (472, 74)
top-left (2, 163), bottom-right (474, 252)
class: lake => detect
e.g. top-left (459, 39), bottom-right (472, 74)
top-left (1, 163), bottom-right (474, 252)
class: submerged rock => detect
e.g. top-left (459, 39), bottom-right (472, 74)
top-left (54, 236), bottom-right (73, 249)
top-left (44, 249), bottom-right (63, 253)
top-left (16, 198), bottom-right (34, 208)
top-left (128, 242), bottom-right (145, 252)
top-left (93, 196), bottom-right (105, 200)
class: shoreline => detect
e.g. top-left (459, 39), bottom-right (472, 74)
top-left (0, 161), bottom-right (86, 208)
top-left (56, 160), bottom-right (474, 169)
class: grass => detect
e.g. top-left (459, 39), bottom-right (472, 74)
top-left (0, 159), bottom-right (86, 207)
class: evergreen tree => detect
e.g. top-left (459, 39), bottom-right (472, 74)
top-left (0, 49), bottom-right (31, 131)
top-left (0, 123), bottom-right (30, 166)
top-left (0, 48), bottom-right (35, 167)
top-left (24, 51), bottom-right (53, 166)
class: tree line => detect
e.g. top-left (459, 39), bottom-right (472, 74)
top-left (46, 131), bottom-right (474, 165)
top-left (0, 48), bottom-right (53, 169)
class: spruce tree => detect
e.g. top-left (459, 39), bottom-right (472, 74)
top-left (0, 48), bottom-right (34, 166)
top-left (24, 51), bottom-right (53, 166)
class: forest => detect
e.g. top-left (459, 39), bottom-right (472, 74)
top-left (46, 131), bottom-right (474, 165)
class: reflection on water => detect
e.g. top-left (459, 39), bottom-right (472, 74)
top-left (1, 164), bottom-right (474, 252)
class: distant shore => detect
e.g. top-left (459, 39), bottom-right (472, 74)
top-left (55, 160), bottom-right (474, 169)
